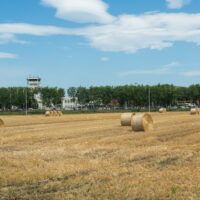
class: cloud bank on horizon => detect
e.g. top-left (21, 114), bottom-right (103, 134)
top-left (0, 0), bottom-right (198, 54)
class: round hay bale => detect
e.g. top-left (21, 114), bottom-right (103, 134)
top-left (0, 118), bottom-right (4, 128)
top-left (52, 110), bottom-right (58, 116)
top-left (56, 111), bottom-right (60, 116)
top-left (159, 108), bottom-right (167, 113)
top-left (121, 113), bottom-right (135, 126)
top-left (190, 108), bottom-right (199, 115)
top-left (49, 111), bottom-right (53, 116)
top-left (131, 113), bottom-right (154, 132)
top-left (58, 111), bottom-right (63, 116)
top-left (50, 111), bottom-right (56, 116)
top-left (45, 111), bottom-right (50, 117)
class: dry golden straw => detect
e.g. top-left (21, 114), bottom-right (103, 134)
top-left (190, 108), bottom-right (199, 115)
top-left (1, 112), bottom-right (200, 199)
top-left (58, 111), bottom-right (63, 116)
top-left (121, 113), bottom-right (135, 126)
top-left (45, 111), bottom-right (51, 117)
top-left (159, 108), bottom-right (167, 113)
top-left (131, 113), bottom-right (154, 132)
top-left (50, 110), bottom-right (57, 116)
top-left (47, 110), bottom-right (63, 117)
top-left (52, 111), bottom-right (56, 116)
top-left (0, 118), bottom-right (4, 128)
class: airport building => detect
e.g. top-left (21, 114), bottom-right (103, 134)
top-left (62, 97), bottom-right (79, 110)
top-left (27, 77), bottom-right (80, 110)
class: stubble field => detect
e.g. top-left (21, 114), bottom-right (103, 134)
top-left (0, 112), bottom-right (200, 200)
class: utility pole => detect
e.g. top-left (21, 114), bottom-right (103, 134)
top-left (9, 88), bottom-right (12, 111)
top-left (25, 87), bottom-right (28, 116)
top-left (148, 87), bottom-right (151, 113)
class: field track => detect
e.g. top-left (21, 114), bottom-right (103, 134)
top-left (0, 112), bottom-right (200, 200)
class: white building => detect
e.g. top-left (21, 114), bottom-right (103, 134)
top-left (34, 93), bottom-right (43, 110)
top-left (62, 97), bottom-right (79, 110)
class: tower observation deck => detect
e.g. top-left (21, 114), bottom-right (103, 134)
top-left (27, 76), bottom-right (41, 89)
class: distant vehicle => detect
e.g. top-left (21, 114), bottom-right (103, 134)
top-left (179, 106), bottom-right (190, 109)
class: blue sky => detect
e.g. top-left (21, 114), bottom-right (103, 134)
top-left (0, 0), bottom-right (200, 88)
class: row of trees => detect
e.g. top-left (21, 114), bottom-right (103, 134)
top-left (0, 87), bottom-right (64, 110)
top-left (67, 84), bottom-right (200, 107)
top-left (1, 84), bottom-right (200, 110)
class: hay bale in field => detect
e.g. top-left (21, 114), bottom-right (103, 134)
top-left (48, 110), bottom-right (62, 117)
top-left (121, 113), bottom-right (135, 126)
top-left (49, 110), bottom-right (55, 116)
top-left (190, 108), bottom-right (199, 115)
top-left (52, 110), bottom-right (58, 116)
top-left (57, 111), bottom-right (63, 116)
top-left (131, 113), bottom-right (153, 132)
top-left (0, 118), bottom-right (4, 128)
top-left (45, 111), bottom-right (51, 117)
top-left (159, 108), bottom-right (167, 113)
top-left (49, 111), bottom-right (53, 116)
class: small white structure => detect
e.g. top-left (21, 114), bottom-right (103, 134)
top-left (62, 97), bottom-right (79, 110)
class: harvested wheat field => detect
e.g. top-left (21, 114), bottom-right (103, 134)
top-left (1, 112), bottom-right (200, 200)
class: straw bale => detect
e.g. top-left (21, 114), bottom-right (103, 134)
top-left (121, 113), bottom-right (135, 126)
top-left (45, 111), bottom-right (51, 117)
top-left (0, 118), bottom-right (4, 128)
top-left (190, 108), bottom-right (199, 115)
top-left (131, 113), bottom-right (153, 132)
top-left (58, 111), bottom-right (63, 116)
top-left (159, 108), bottom-right (167, 113)
top-left (53, 110), bottom-right (58, 116)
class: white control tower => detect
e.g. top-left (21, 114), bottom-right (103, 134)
top-left (27, 76), bottom-right (43, 109)
top-left (27, 76), bottom-right (41, 89)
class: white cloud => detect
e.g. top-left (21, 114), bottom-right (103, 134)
top-left (119, 69), bottom-right (169, 76)
top-left (164, 61), bottom-right (180, 68)
top-left (101, 57), bottom-right (109, 61)
top-left (41, 0), bottom-right (115, 24)
top-left (0, 33), bottom-right (15, 44)
top-left (0, 23), bottom-right (72, 45)
top-left (166, 0), bottom-right (192, 9)
top-left (120, 61), bottom-right (180, 77)
top-left (182, 71), bottom-right (200, 76)
top-left (0, 23), bottom-right (71, 36)
top-left (1, 12), bottom-right (200, 53)
top-left (0, 52), bottom-right (17, 59)
top-left (0, 33), bottom-right (28, 44)
top-left (76, 13), bottom-right (200, 53)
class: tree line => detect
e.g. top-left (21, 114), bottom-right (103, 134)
top-left (1, 84), bottom-right (200, 110)
top-left (67, 84), bottom-right (200, 107)
top-left (0, 87), bottom-right (64, 110)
